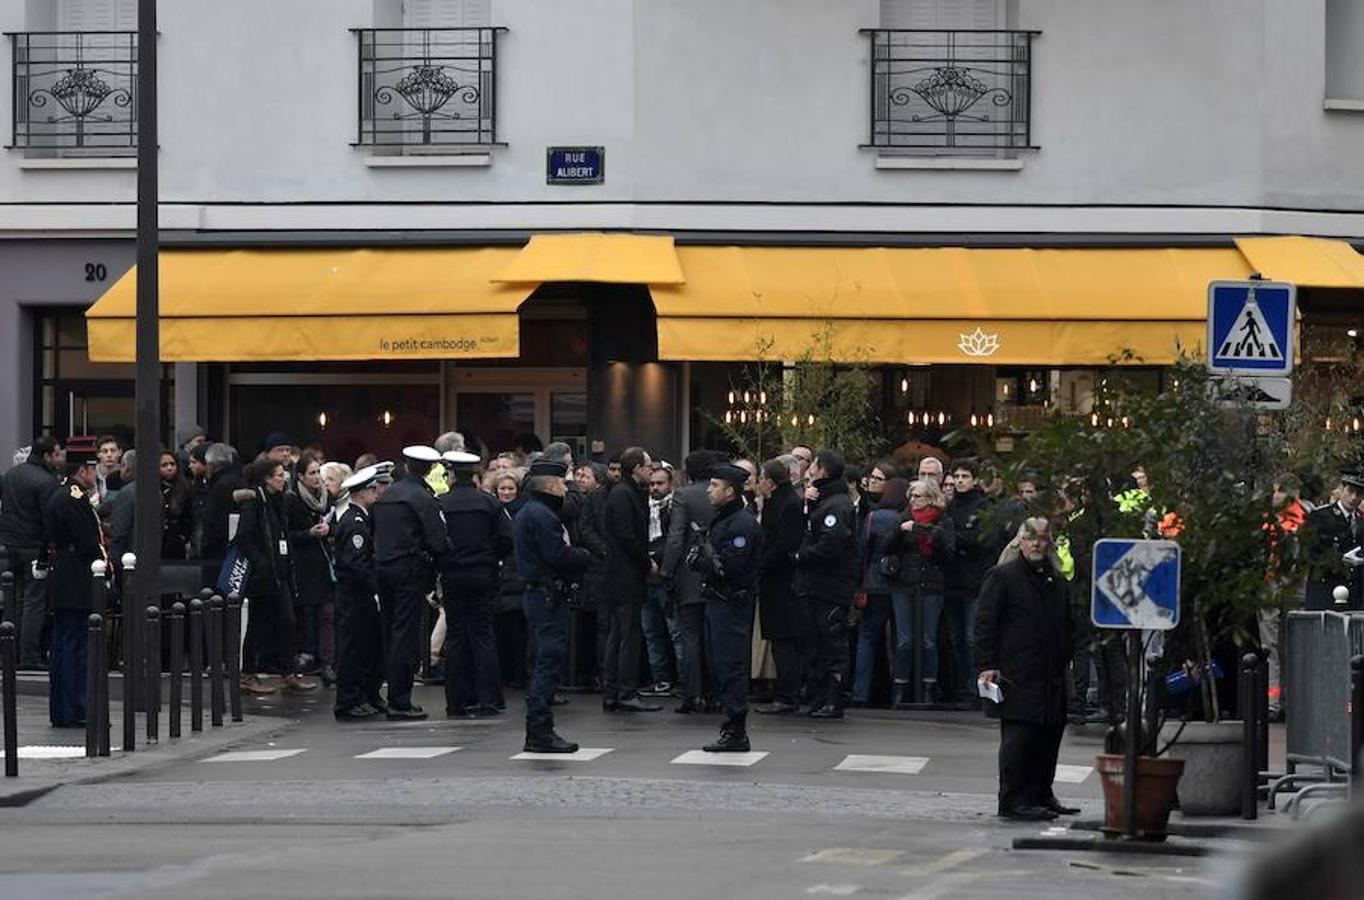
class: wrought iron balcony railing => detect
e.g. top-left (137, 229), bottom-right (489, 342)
top-left (354, 27), bottom-right (504, 148)
top-left (863, 29), bottom-right (1037, 153)
top-left (7, 31), bottom-right (137, 152)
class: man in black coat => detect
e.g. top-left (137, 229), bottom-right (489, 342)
top-left (42, 452), bottom-right (104, 727)
top-left (601, 446), bottom-right (660, 712)
top-left (439, 451), bottom-right (513, 717)
top-left (943, 457), bottom-right (1003, 704)
top-left (199, 443), bottom-right (245, 585)
top-left (975, 517), bottom-right (1079, 822)
top-left (754, 457), bottom-right (809, 714)
top-left (661, 449), bottom-right (720, 713)
top-left (794, 449), bottom-right (858, 718)
top-left (1302, 471), bottom-right (1364, 610)
top-left (1, 435), bottom-right (65, 668)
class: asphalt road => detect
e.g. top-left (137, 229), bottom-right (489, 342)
top-left (0, 684), bottom-right (1246, 899)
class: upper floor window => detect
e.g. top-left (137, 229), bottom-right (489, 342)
top-left (867, 0), bottom-right (1036, 155)
top-left (1325, 0), bottom-right (1364, 107)
top-left (7, 0), bottom-right (137, 155)
top-left (354, 0), bottom-right (503, 152)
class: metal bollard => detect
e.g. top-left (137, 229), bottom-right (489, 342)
top-left (168, 602), bottom-right (185, 739)
top-left (1241, 652), bottom-right (1259, 820)
top-left (227, 594), bottom-right (243, 722)
top-left (1352, 655), bottom-right (1364, 789)
top-left (209, 595), bottom-right (225, 727)
top-left (0, 570), bottom-right (14, 626)
top-left (1, 621), bottom-right (16, 776)
top-left (188, 599), bottom-right (204, 732)
top-left (87, 561), bottom-right (108, 758)
top-left (121, 552), bottom-right (137, 751)
top-left (145, 606), bottom-right (161, 743)
top-left (1256, 654), bottom-right (1270, 776)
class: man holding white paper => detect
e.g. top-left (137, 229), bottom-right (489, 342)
top-left (975, 517), bottom-right (1078, 822)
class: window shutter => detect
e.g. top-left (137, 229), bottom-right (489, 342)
top-left (59, 0), bottom-right (136, 31)
top-left (880, 0), bottom-right (936, 29)
top-left (402, 0), bottom-right (490, 28)
top-left (880, 0), bottom-right (1001, 29)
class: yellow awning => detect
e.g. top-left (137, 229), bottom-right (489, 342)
top-left (492, 233), bottom-right (685, 284)
top-left (1234, 236), bottom-right (1364, 289)
top-left (86, 247), bottom-right (533, 362)
top-left (651, 247), bottom-right (1250, 364)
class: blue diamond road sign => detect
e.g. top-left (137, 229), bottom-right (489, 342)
top-left (1207, 280), bottom-right (1295, 376)
top-left (1091, 538), bottom-right (1181, 631)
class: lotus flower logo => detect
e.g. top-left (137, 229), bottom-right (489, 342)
top-left (958, 328), bottom-right (1001, 357)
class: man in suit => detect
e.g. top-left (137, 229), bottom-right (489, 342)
top-left (1303, 471), bottom-right (1364, 610)
top-left (661, 450), bottom-right (722, 713)
top-left (601, 446), bottom-right (660, 712)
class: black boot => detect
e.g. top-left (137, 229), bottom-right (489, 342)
top-left (703, 713), bottom-right (751, 752)
top-left (523, 729), bottom-right (579, 753)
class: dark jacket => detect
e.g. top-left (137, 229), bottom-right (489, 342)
top-left (1, 458), bottom-right (61, 552)
top-left (439, 481), bottom-right (513, 587)
top-left (200, 465), bottom-right (245, 562)
top-left (758, 482), bottom-right (806, 639)
top-left (1303, 502), bottom-right (1363, 610)
top-left (513, 493), bottom-right (591, 587)
top-left (371, 475), bottom-right (449, 568)
top-left (702, 499), bottom-right (762, 601)
top-left (235, 487), bottom-right (292, 601)
top-left (794, 478), bottom-right (858, 607)
top-left (285, 491), bottom-right (334, 607)
top-left (43, 478), bottom-right (105, 612)
top-left (662, 481), bottom-right (715, 607)
top-left (497, 499), bottom-right (527, 613)
top-left (602, 478), bottom-right (650, 603)
top-left (943, 487), bottom-right (999, 597)
top-left (974, 556), bottom-right (1077, 724)
top-left (332, 504), bottom-right (375, 597)
top-left (160, 477), bottom-right (194, 561)
top-left (106, 482), bottom-right (136, 564)
top-left (884, 510), bottom-right (956, 597)
top-left (860, 507), bottom-right (903, 595)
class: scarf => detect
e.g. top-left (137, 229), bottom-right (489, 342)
top-left (910, 505), bottom-right (940, 556)
top-left (295, 477), bottom-right (328, 515)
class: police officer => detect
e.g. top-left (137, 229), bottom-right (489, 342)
top-left (794, 449), bottom-right (858, 719)
top-left (371, 445), bottom-right (449, 720)
top-left (332, 466), bottom-right (384, 721)
top-left (514, 459), bottom-right (591, 752)
top-left (43, 450), bottom-right (105, 727)
top-left (439, 450), bottom-right (512, 718)
top-left (689, 462), bottom-right (763, 752)
top-left (1304, 470), bottom-right (1364, 609)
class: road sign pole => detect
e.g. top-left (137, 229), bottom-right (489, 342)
top-left (1123, 630), bottom-right (1140, 839)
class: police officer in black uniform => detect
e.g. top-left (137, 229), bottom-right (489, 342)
top-left (794, 449), bottom-right (858, 719)
top-left (371, 445), bottom-right (449, 720)
top-left (688, 462), bottom-right (763, 752)
top-left (332, 466), bottom-right (384, 721)
top-left (1304, 470), bottom-right (1364, 609)
top-left (514, 459), bottom-right (592, 752)
top-left (43, 451), bottom-right (105, 727)
top-left (439, 450), bottom-right (513, 718)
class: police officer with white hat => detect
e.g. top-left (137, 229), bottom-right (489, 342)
top-left (370, 446), bottom-right (449, 719)
top-left (333, 466), bottom-right (385, 721)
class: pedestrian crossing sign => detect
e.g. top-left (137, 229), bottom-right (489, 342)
top-left (1207, 280), bottom-right (1295, 376)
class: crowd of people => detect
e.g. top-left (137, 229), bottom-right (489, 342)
top-left (8, 421), bottom-right (1359, 821)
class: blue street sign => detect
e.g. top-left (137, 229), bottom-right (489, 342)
top-left (1091, 538), bottom-right (1181, 630)
top-left (546, 146), bottom-right (605, 185)
top-left (1207, 280), bottom-right (1295, 376)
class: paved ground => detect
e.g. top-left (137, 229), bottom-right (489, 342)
top-left (0, 682), bottom-right (1276, 898)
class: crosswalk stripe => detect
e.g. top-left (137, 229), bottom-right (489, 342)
top-left (671, 749), bottom-right (769, 767)
top-left (203, 749), bottom-right (307, 763)
top-left (0, 745), bottom-right (85, 760)
top-left (834, 754), bottom-right (928, 775)
top-left (511, 747), bottom-right (614, 761)
top-left (354, 747), bottom-right (461, 759)
top-left (1052, 764), bottom-right (1093, 783)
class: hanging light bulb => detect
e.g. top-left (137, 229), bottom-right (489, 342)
top-left (1121, 416), bottom-right (1130, 428)
top-left (381, 410), bottom-right (394, 427)
top-left (727, 390), bottom-right (735, 405)
top-left (987, 412), bottom-right (995, 428)
top-left (970, 413), bottom-right (978, 427)
top-left (1090, 412), bottom-right (1100, 427)
top-left (740, 411), bottom-right (748, 424)
top-left (1326, 416), bottom-right (1333, 431)
top-left (907, 411), bottom-right (916, 425)
top-left (743, 390), bottom-right (752, 404)
top-left (937, 412), bottom-right (947, 426)
top-left (724, 411), bottom-right (733, 424)
top-left (1028, 377), bottom-right (1039, 394)
top-left (1002, 382), bottom-right (1010, 398)
top-left (317, 412), bottom-right (328, 429)
top-left (807, 413), bottom-right (816, 426)
top-left (900, 377), bottom-right (909, 393)
top-left (790, 415), bottom-right (798, 427)
top-left (759, 391), bottom-right (768, 405)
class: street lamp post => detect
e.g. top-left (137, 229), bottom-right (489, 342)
top-left (132, 0), bottom-right (161, 698)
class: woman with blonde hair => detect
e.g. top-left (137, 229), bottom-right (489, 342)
top-left (881, 478), bottom-right (956, 705)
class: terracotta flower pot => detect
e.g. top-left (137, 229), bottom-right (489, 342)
top-left (1094, 754), bottom-right (1185, 841)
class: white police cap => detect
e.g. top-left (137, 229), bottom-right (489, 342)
top-left (402, 445), bottom-right (441, 463)
top-left (373, 460), bottom-right (395, 483)
top-left (442, 450), bottom-right (481, 466)
top-left (341, 465), bottom-right (380, 492)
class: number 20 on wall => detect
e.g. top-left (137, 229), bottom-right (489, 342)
top-left (85, 262), bottom-right (107, 282)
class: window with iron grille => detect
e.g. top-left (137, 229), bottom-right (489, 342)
top-left (7, 30), bottom-right (138, 153)
top-left (865, 2), bottom-right (1036, 156)
top-left (353, 26), bottom-right (505, 150)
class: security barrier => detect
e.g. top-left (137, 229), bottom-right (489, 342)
top-left (1284, 611), bottom-right (1364, 775)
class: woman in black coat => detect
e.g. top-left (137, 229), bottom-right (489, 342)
top-left (493, 471), bottom-right (528, 693)
top-left (236, 457), bottom-right (316, 695)
top-left (157, 450), bottom-right (194, 560)
top-left (286, 451), bottom-right (335, 682)
top-left (755, 458), bottom-right (808, 712)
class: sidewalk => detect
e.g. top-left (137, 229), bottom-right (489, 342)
top-left (0, 678), bottom-right (288, 805)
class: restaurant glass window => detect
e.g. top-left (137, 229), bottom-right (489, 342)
top-left (33, 307), bottom-right (158, 441)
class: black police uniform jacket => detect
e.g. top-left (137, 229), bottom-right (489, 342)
top-left (1303, 501), bottom-right (1363, 609)
top-left (439, 481), bottom-right (513, 589)
top-left (1, 457), bottom-right (61, 552)
top-left (793, 477), bottom-right (858, 607)
top-left (42, 478), bottom-right (105, 612)
top-left (602, 478), bottom-right (650, 602)
top-left (332, 505), bottom-right (376, 597)
top-left (973, 556), bottom-right (1077, 725)
top-left (371, 475), bottom-right (449, 569)
top-left (513, 493), bottom-right (591, 589)
top-left (758, 481), bottom-right (806, 639)
top-left (705, 499), bottom-right (762, 602)
top-left (943, 487), bottom-right (999, 599)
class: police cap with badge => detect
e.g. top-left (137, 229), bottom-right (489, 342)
top-left (342, 465), bottom-right (381, 495)
top-left (373, 460), bottom-right (395, 484)
top-left (442, 450), bottom-right (481, 471)
top-left (1343, 471), bottom-right (1364, 492)
top-left (402, 445), bottom-right (441, 470)
top-left (708, 462), bottom-right (749, 492)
